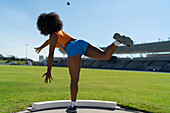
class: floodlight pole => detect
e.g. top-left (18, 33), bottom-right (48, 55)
top-left (25, 44), bottom-right (29, 61)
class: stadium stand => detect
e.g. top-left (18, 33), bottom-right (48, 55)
top-left (111, 59), bottom-right (130, 69)
top-left (43, 41), bottom-right (170, 72)
top-left (101, 40), bottom-right (170, 54)
top-left (163, 63), bottom-right (170, 71)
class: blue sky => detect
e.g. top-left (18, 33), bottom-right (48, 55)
top-left (0, 0), bottom-right (170, 61)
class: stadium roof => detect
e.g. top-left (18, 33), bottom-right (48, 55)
top-left (101, 41), bottom-right (170, 54)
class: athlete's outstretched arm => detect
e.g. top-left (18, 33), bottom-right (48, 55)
top-left (35, 39), bottom-right (50, 54)
top-left (42, 34), bottom-right (58, 83)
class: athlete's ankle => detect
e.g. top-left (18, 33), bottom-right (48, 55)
top-left (71, 101), bottom-right (77, 107)
top-left (114, 41), bottom-right (121, 46)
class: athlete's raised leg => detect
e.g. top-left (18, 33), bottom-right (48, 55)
top-left (85, 33), bottom-right (133, 60)
top-left (85, 43), bottom-right (118, 60)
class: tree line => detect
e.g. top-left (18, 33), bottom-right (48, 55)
top-left (0, 54), bottom-right (33, 63)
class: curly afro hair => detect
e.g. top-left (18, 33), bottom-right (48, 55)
top-left (37, 12), bottom-right (63, 36)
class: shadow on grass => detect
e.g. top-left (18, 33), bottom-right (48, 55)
top-left (119, 104), bottom-right (153, 113)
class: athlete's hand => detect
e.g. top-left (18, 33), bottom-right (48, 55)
top-left (42, 72), bottom-right (53, 83)
top-left (34, 47), bottom-right (42, 54)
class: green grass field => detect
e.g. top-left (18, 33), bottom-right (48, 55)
top-left (0, 65), bottom-right (169, 113)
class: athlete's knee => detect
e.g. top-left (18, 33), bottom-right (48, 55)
top-left (103, 55), bottom-right (111, 61)
top-left (71, 78), bottom-right (79, 84)
top-left (106, 56), bottom-right (111, 60)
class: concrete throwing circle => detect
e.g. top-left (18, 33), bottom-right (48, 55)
top-left (28, 100), bottom-right (117, 111)
top-left (25, 108), bottom-right (137, 113)
top-left (19, 100), bottom-right (143, 113)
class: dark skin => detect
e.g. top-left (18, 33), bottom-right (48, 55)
top-left (35, 34), bottom-right (118, 101)
top-left (34, 39), bottom-right (50, 54)
top-left (39, 33), bottom-right (57, 83)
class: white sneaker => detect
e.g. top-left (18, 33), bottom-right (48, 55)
top-left (113, 33), bottom-right (133, 47)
